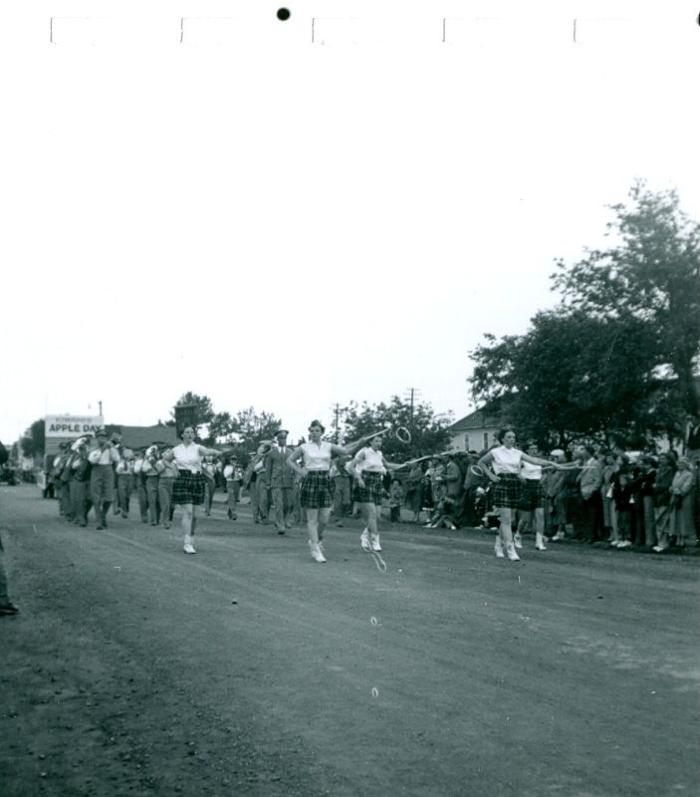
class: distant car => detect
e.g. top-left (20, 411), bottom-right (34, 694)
top-left (0, 464), bottom-right (18, 486)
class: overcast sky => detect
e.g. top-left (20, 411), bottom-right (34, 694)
top-left (1, 0), bottom-right (698, 445)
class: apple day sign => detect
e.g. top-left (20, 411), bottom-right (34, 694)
top-left (45, 415), bottom-right (104, 438)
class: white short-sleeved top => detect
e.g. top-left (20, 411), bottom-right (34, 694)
top-left (354, 447), bottom-right (386, 475)
top-left (520, 460), bottom-right (542, 480)
top-left (491, 445), bottom-right (523, 475)
top-left (301, 441), bottom-right (332, 471)
top-left (172, 443), bottom-right (204, 473)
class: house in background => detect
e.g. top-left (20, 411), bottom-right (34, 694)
top-left (105, 423), bottom-right (179, 451)
top-left (448, 409), bottom-right (502, 453)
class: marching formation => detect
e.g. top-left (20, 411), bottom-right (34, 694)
top-left (46, 420), bottom-right (699, 565)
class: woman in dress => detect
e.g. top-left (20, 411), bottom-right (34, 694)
top-left (349, 435), bottom-right (408, 552)
top-left (286, 420), bottom-right (366, 563)
top-left (171, 427), bottom-right (226, 554)
top-left (478, 427), bottom-right (563, 561)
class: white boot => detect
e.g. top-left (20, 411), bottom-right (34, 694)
top-left (183, 534), bottom-right (196, 554)
top-left (506, 543), bottom-right (520, 562)
top-left (535, 532), bottom-right (547, 551)
top-left (513, 532), bottom-right (523, 550)
top-left (309, 540), bottom-right (327, 563)
top-left (370, 533), bottom-right (382, 552)
top-left (360, 528), bottom-right (371, 551)
top-left (494, 537), bottom-right (505, 559)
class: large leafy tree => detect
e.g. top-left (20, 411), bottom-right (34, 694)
top-left (553, 181), bottom-right (700, 417)
top-left (340, 396), bottom-right (453, 461)
top-left (170, 392), bottom-right (215, 435)
top-left (470, 182), bottom-right (699, 448)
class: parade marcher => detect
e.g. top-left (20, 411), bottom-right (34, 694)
top-left (266, 429), bottom-right (296, 534)
top-left (156, 448), bottom-right (178, 529)
top-left (203, 455), bottom-right (217, 517)
top-left (111, 432), bottom-right (124, 515)
top-left (87, 428), bottom-right (121, 529)
top-left (478, 427), bottom-right (563, 561)
top-left (349, 435), bottom-right (407, 553)
top-left (223, 457), bottom-right (243, 521)
top-left (132, 449), bottom-right (149, 523)
top-left (54, 443), bottom-right (73, 520)
top-left (286, 420), bottom-right (367, 563)
top-left (142, 446), bottom-right (161, 526)
top-left (69, 439), bottom-right (91, 527)
top-left (515, 442), bottom-right (548, 552)
top-left (115, 453), bottom-right (134, 519)
top-left (171, 426), bottom-right (225, 554)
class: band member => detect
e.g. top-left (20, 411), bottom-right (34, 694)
top-left (286, 421), bottom-right (367, 563)
top-left (266, 429), bottom-right (296, 534)
top-left (331, 454), bottom-right (353, 524)
top-left (156, 449), bottom-right (178, 529)
top-left (141, 446), bottom-right (161, 526)
top-left (171, 426), bottom-right (225, 554)
top-left (349, 435), bottom-right (406, 552)
top-left (478, 428), bottom-right (563, 561)
top-left (87, 428), bottom-right (121, 529)
top-left (132, 448), bottom-right (149, 523)
top-left (203, 456), bottom-right (217, 517)
top-left (53, 443), bottom-right (73, 519)
top-left (115, 454), bottom-right (134, 519)
top-left (223, 456), bottom-right (243, 521)
top-left (69, 440), bottom-right (92, 527)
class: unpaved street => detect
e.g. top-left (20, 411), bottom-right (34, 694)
top-left (1, 484), bottom-right (698, 796)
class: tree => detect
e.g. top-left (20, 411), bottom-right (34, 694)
top-left (20, 419), bottom-right (45, 458)
top-left (227, 407), bottom-right (283, 463)
top-left (553, 180), bottom-right (700, 417)
top-left (470, 182), bottom-right (700, 447)
top-left (340, 396), bottom-right (453, 461)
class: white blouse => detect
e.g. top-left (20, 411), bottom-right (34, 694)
top-left (172, 443), bottom-right (205, 473)
top-left (301, 441), bottom-right (332, 471)
top-left (354, 447), bottom-right (387, 475)
top-left (520, 460), bottom-right (542, 480)
top-left (491, 445), bottom-right (523, 475)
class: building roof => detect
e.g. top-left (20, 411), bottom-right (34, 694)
top-left (105, 424), bottom-right (178, 450)
top-left (448, 409), bottom-right (502, 432)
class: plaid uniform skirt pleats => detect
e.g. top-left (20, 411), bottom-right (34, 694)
top-left (493, 473), bottom-right (522, 509)
top-left (353, 471), bottom-right (385, 505)
top-left (300, 471), bottom-right (334, 509)
top-left (519, 478), bottom-right (543, 510)
top-left (172, 470), bottom-right (206, 506)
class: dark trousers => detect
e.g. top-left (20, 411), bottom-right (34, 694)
top-left (581, 492), bottom-right (604, 541)
top-left (145, 476), bottom-right (160, 525)
top-left (70, 480), bottom-right (89, 525)
top-left (158, 478), bottom-right (175, 525)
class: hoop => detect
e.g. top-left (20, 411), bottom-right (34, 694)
top-left (470, 464), bottom-right (486, 478)
top-left (395, 426), bottom-right (412, 444)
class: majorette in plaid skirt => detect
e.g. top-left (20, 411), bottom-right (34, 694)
top-left (492, 473), bottom-right (522, 509)
top-left (519, 478), bottom-right (543, 510)
top-left (172, 469), bottom-right (206, 506)
top-left (300, 470), bottom-right (335, 509)
top-left (353, 471), bottom-right (385, 505)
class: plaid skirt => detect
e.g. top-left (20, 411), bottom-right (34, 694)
top-left (300, 471), bottom-right (334, 509)
top-left (519, 478), bottom-right (543, 510)
top-left (353, 471), bottom-right (384, 505)
top-left (172, 470), bottom-right (206, 506)
top-left (493, 473), bottom-right (522, 509)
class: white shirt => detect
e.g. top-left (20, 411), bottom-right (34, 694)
top-left (520, 460), bottom-right (542, 481)
top-left (172, 442), bottom-right (205, 473)
top-left (353, 447), bottom-right (387, 475)
top-left (88, 446), bottom-right (121, 466)
top-left (491, 445), bottom-right (522, 475)
top-left (301, 441), bottom-right (332, 471)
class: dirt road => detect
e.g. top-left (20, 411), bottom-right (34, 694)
top-left (1, 484), bottom-right (698, 796)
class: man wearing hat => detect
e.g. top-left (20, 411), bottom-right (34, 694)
top-left (53, 442), bottom-right (73, 519)
top-left (266, 429), bottom-right (295, 533)
top-left (87, 428), bottom-right (121, 529)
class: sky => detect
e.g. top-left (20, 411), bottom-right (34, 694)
top-left (1, 0), bottom-right (699, 445)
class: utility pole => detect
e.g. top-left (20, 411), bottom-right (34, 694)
top-left (331, 403), bottom-right (341, 444)
top-left (404, 387), bottom-right (420, 430)
top-left (98, 400), bottom-right (103, 418)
